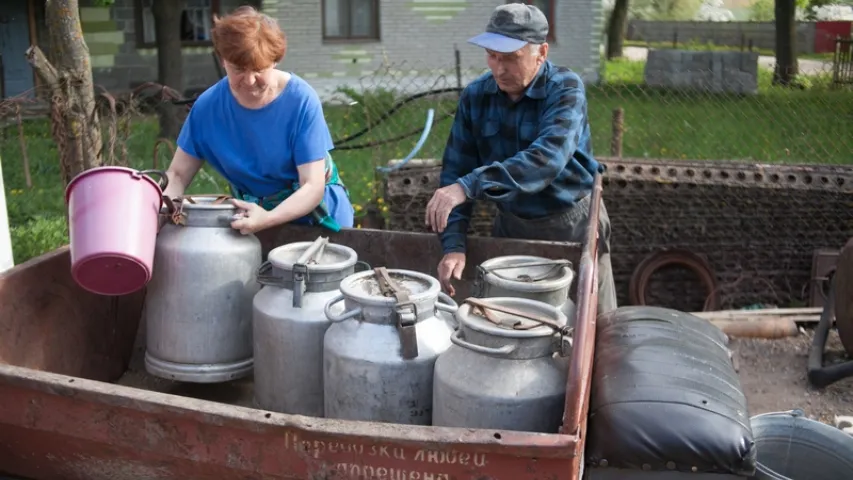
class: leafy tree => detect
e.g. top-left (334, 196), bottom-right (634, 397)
top-left (26, 0), bottom-right (102, 185)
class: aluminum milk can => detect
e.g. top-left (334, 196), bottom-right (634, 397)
top-left (433, 296), bottom-right (572, 433)
top-left (253, 237), bottom-right (363, 416)
top-left (474, 255), bottom-right (577, 321)
top-left (144, 195), bottom-right (262, 383)
top-left (323, 267), bottom-right (458, 425)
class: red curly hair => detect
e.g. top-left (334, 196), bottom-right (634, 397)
top-left (212, 6), bottom-right (286, 71)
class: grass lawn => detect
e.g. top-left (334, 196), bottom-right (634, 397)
top-left (2, 57), bottom-right (851, 263)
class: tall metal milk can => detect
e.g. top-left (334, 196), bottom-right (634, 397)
top-left (323, 267), bottom-right (458, 425)
top-left (144, 195), bottom-right (262, 383)
top-left (474, 255), bottom-right (577, 321)
top-left (433, 296), bottom-right (572, 433)
top-left (252, 237), bottom-right (362, 416)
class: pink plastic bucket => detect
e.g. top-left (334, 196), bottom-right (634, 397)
top-left (65, 166), bottom-right (167, 296)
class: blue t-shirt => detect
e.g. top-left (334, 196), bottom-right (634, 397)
top-left (177, 74), bottom-right (335, 198)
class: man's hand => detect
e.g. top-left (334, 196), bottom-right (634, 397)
top-left (438, 252), bottom-right (466, 297)
top-left (425, 183), bottom-right (467, 233)
top-left (230, 198), bottom-right (274, 235)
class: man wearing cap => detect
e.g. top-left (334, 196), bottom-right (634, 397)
top-left (424, 2), bottom-right (617, 315)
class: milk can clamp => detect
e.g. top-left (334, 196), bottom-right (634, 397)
top-left (464, 297), bottom-right (574, 357)
top-left (373, 267), bottom-right (419, 360)
top-left (291, 236), bottom-right (329, 308)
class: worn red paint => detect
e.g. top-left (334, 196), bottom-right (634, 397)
top-left (0, 202), bottom-right (601, 480)
top-left (0, 368), bottom-right (576, 480)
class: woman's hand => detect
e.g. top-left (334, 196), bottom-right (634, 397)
top-left (230, 198), bottom-right (274, 235)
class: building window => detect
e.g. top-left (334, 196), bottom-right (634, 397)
top-left (322, 0), bottom-right (380, 41)
top-left (512, 0), bottom-right (555, 41)
top-left (135, 0), bottom-right (221, 48)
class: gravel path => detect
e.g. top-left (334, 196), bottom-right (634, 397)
top-left (731, 327), bottom-right (853, 425)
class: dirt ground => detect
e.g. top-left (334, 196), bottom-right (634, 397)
top-left (731, 327), bottom-right (853, 425)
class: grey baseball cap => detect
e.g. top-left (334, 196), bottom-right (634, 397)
top-left (468, 3), bottom-right (549, 53)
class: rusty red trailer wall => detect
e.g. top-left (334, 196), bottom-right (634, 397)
top-left (0, 215), bottom-right (601, 480)
top-left (0, 248), bottom-right (145, 383)
top-left (0, 364), bottom-right (576, 480)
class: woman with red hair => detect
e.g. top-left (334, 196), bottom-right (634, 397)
top-left (162, 6), bottom-right (353, 233)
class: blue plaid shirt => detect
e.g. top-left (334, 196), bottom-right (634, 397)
top-left (438, 60), bottom-right (603, 255)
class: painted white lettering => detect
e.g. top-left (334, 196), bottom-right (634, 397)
top-left (286, 434), bottom-right (373, 459)
top-left (332, 464), bottom-right (451, 480)
top-left (412, 448), bottom-right (488, 467)
top-left (394, 447), bottom-right (406, 460)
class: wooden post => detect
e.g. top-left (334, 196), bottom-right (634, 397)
top-left (610, 107), bottom-right (624, 158)
top-left (15, 105), bottom-right (33, 189)
top-left (0, 153), bottom-right (14, 272)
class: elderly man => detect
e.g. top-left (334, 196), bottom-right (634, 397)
top-left (424, 2), bottom-right (617, 314)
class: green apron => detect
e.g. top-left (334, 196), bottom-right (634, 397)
top-left (229, 153), bottom-right (349, 232)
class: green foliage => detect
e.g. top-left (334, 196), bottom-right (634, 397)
top-left (630, 0), bottom-right (704, 20)
top-left (90, 0), bottom-right (116, 6)
top-left (748, 0), bottom-right (835, 20)
top-left (1, 64), bottom-right (849, 261)
top-left (332, 86), bottom-right (400, 130)
top-left (10, 215), bottom-right (68, 265)
top-left (748, 0), bottom-right (775, 21)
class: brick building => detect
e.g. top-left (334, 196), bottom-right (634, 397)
top-left (2, 0), bottom-right (603, 102)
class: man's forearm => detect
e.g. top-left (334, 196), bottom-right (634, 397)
top-left (440, 232), bottom-right (467, 255)
top-left (439, 202), bottom-right (474, 254)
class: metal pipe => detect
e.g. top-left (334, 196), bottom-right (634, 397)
top-left (560, 173), bottom-right (602, 437)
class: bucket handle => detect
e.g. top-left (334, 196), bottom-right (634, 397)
top-left (136, 169), bottom-right (169, 191)
top-left (451, 330), bottom-right (516, 356)
top-left (324, 294), bottom-right (363, 323)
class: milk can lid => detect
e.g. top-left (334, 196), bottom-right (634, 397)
top-left (268, 240), bottom-right (357, 273)
top-left (479, 255), bottom-right (574, 291)
top-left (458, 297), bottom-right (567, 338)
top-left (341, 268), bottom-right (439, 304)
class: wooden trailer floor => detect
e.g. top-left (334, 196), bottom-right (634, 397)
top-left (115, 316), bottom-right (853, 426)
top-left (116, 318), bottom-right (260, 409)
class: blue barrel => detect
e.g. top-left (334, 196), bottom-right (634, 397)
top-left (750, 409), bottom-right (853, 479)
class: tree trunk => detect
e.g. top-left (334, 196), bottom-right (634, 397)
top-left (152, 0), bottom-right (187, 140)
top-left (26, 0), bottom-right (102, 186)
top-left (773, 0), bottom-right (798, 86)
top-left (606, 0), bottom-right (630, 60)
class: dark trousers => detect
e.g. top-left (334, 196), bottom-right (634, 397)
top-left (490, 194), bottom-right (618, 316)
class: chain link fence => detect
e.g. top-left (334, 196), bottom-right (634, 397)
top-left (0, 79), bottom-right (225, 264)
top-left (3, 43), bottom-right (852, 311)
top-left (345, 46), bottom-right (853, 312)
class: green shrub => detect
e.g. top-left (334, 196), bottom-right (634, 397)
top-left (11, 214), bottom-right (68, 264)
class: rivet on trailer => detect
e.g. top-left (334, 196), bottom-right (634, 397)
top-left (2, 172), bottom-right (853, 480)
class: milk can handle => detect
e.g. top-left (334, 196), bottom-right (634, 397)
top-left (435, 292), bottom-right (458, 315)
top-left (450, 330), bottom-right (516, 356)
top-left (324, 294), bottom-right (362, 323)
